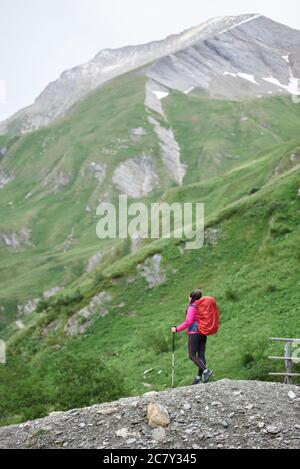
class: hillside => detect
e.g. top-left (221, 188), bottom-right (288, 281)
top-left (0, 13), bottom-right (300, 428)
top-left (0, 380), bottom-right (299, 449)
top-left (0, 156), bottom-right (299, 426)
top-left (1, 84), bottom-right (300, 329)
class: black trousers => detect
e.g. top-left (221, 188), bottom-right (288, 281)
top-left (188, 334), bottom-right (207, 375)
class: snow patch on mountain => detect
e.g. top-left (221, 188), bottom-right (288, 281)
top-left (153, 91), bottom-right (169, 100)
top-left (223, 72), bottom-right (260, 85)
top-left (145, 79), bottom-right (169, 117)
top-left (263, 75), bottom-right (300, 95)
top-left (184, 87), bottom-right (195, 94)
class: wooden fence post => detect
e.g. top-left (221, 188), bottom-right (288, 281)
top-left (284, 341), bottom-right (292, 385)
top-left (269, 338), bottom-right (300, 384)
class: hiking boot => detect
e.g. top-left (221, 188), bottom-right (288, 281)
top-left (202, 369), bottom-right (213, 383)
top-left (192, 376), bottom-right (202, 385)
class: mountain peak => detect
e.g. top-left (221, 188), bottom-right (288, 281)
top-left (1, 13), bottom-right (299, 135)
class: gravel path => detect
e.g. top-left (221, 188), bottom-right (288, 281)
top-left (0, 380), bottom-right (299, 449)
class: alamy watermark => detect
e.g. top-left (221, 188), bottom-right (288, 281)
top-left (96, 195), bottom-right (205, 250)
top-left (0, 340), bottom-right (6, 364)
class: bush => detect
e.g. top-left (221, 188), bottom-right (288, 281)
top-left (249, 187), bottom-right (261, 195)
top-left (36, 299), bottom-right (51, 313)
top-left (241, 339), bottom-right (270, 381)
top-left (0, 358), bottom-right (51, 425)
top-left (270, 222), bottom-right (291, 238)
top-left (265, 284), bottom-right (279, 294)
top-left (141, 329), bottom-right (172, 355)
top-left (52, 289), bottom-right (84, 311)
top-left (52, 352), bottom-right (126, 410)
top-left (225, 289), bottom-right (239, 301)
top-left (0, 352), bottom-right (127, 426)
top-left (242, 352), bottom-right (255, 369)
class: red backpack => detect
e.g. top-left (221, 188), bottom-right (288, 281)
top-left (193, 296), bottom-right (220, 336)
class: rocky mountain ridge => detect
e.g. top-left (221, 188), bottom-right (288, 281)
top-left (1, 14), bottom-right (300, 134)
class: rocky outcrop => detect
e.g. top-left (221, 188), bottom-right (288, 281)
top-left (0, 380), bottom-right (299, 449)
top-left (137, 254), bottom-right (166, 288)
top-left (0, 147), bottom-right (7, 158)
top-left (130, 128), bottom-right (147, 140)
top-left (205, 226), bottom-right (220, 246)
top-left (88, 162), bottom-right (107, 183)
top-left (2, 15), bottom-right (300, 134)
top-left (148, 116), bottom-right (186, 186)
top-left (0, 228), bottom-right (32, 249)
top-left (0, 170), bottom-right (14, 189)
top-left (41, 170), bottom-right (71, 194)
top-left (43, 287), bottom-right (62, 300)
top-left (85, 252), bottom-right (104, 273)
top-left (146, 15), bottom-right (300, 100)
top-left (112, 155), bottom-right (159, 198)
top-left (15, 320), bottom-right (25, 330)
top-left (42, 319), bottom-right (62, 337)
top-left (64, 291), bottom-right (112, 337)
top-left (17, 298), bottom-right (39, 316)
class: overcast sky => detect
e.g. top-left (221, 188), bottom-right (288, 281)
top-left (0, 0), bottom-right (299, 122)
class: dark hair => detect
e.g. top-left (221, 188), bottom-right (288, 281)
top-left (190, 289), bottom-right (202, 304)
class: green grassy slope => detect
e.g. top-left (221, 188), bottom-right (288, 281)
top-left (0, 71), bottom-right (300, 426)
top-left (0, 143), bottom-right (299, 425)
top-left (1, 71), bottom-right (300, 326)
top-left (165, 91), bottom-right (300, 183)
top-left (0, 74), bottom-right (159, 323)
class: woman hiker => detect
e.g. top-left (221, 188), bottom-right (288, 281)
top-left (171, 289), bottom-right (214, 385)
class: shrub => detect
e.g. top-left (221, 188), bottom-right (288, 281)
top-left (52, 352), bottom-right (126, 410)
top-left (242, 352), bottom-right (255, 369)
top-left (36, 299), bottom-right (51, 313)
top-left (265, 284), bottom-right (279, 294)
top-left (249, 187), bottom-right (261, 195)
top-left (141, 329), bottom-right (172, 354)
top-left (225, 289), bottom-right (239, 301)
top-left (270, 222), bottom-right (291, 238)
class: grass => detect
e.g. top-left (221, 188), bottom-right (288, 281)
top-left (0, 156), bottom-right (299, 426)
top-left (0, 71), bottom-right (300, 425)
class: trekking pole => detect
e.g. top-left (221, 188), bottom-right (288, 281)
top-left (171, 330), bottom-right (176, 388)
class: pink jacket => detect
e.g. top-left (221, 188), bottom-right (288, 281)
top-left (176, 305), bottom-right (199, 335)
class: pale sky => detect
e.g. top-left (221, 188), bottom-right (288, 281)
top-left (0, 0), bottom-right (299, 122)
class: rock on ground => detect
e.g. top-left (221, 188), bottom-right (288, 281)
top-left (0, 380), bottom-right (299, 449)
